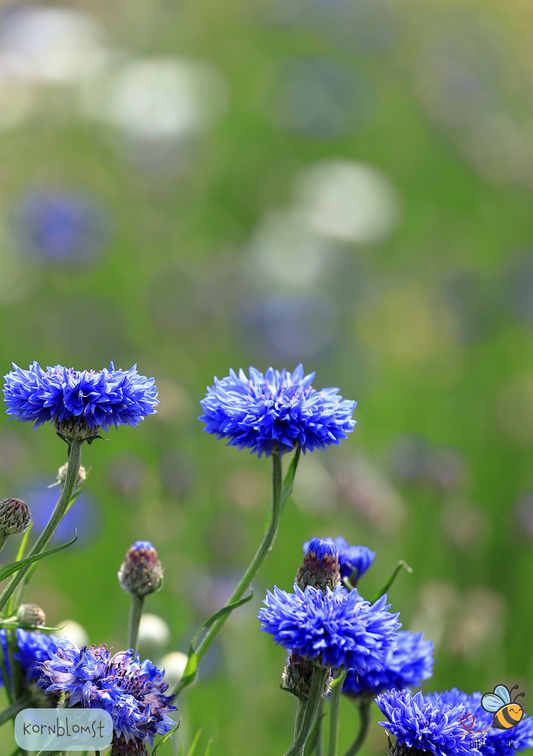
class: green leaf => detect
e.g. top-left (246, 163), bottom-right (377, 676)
top-left (281, 445), bottom-right (301, 510)
top-left (0, 534), bottom-right (78, 582)
top-left (203, 737), bottom-right (213, 756)
top-left (14, 524), bottom-right (32, 563)
top-left (188, 591), bottom-right (254, 652)
top-left (369, 560), bottom-right (412, 604)
top-left (151, 719), bottom-right (182, 755)
top-left (329, 669), bottom-right (347, 690)
top-left (304, 711), bottom-right (327, 756)
top-left (186, 728), bottom-right (203, 756)
top-left (179, 650), bottom-right (198, 689)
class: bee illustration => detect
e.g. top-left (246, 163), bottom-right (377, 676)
top-left (481, 684), bottom-right (525, 730)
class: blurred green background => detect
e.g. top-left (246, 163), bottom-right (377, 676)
top-left (0, 0), bottom-right (531, 753)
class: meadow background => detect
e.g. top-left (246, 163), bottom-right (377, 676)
top-left (0, 0), bottom-right (531, 753)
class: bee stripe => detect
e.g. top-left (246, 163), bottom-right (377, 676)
top-left (500, 708), bottom-right (517, 727)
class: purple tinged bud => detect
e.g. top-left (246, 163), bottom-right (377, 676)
top-left (0, 498), bottom-right (32, 535)
top-left (16, 604), bottom-right (46, 627)
top-left (296, 537), bottom-right (340, 592)
top-left (282, 650), bottom-right (332, 700)
top-left (118, 541), bottom-right (163, 598)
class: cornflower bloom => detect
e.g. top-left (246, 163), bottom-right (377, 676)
top-left (199, 364), bottom-right (356, 457)
top-left (343, 631), bottom-right (433, 699)
top-left (303, 537), bottom-right (375, 586)
top-left (259, 584), bottom-right (400, 672)
top-left (3, 362), bottom-right (158, 440)
top-left (38, 638), bottom-right (176, 753)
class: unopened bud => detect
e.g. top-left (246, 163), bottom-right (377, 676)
top-left (0, 498), bottom-right (32, 535)
top-left (282, 651), bottom-right (332, 700)
top-left (296, 538), bottom-right (340, 592)
top-left (17, 604), bottom-right (46, 627)
top-left (57, 462), bottom-right (87, 489)
top-left (118, 541), bottom-right (163, 598)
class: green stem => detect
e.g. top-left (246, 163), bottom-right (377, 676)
top-left (0, 695), bottom-right (31, 725)
top-left (174, 453), bottom-right (284, 697)
top-left (0, 440), bottom-right (83, 615)
top-left (327, 676), bottom-right (342, 756)
top-left (127, 594), bottom-right (144, 651)
top-left (342, 701), bottom-right (371, 756)
top-left (315, 696), bottom-right (325, 756)
top-left (285, 667), bottom-right (328, 756)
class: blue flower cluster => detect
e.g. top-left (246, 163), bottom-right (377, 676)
top-left (3, 362), bottom-right (158, 431)
top-left (376, 688), bottom-right (475, 756)
top-left (38, 638), bottom-right (176, 747)
top-left (342, 631), bottom-right (433, 698)
top-left (199, 364), bottom-right (357, 457)
top-left (258, 584), bottom-right (400, 671)
top-left (0, 628), bottom-right (58, 685)
top-left (425, 689), bottom-right (533, 756)
top-left (302, 537), bottom-right (375, 583)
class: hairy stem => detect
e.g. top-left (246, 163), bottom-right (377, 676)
top-left (327, 676), bottom-right (343, 756)
top-left (0, 439), bottom-right (83, 614)
top-left (127, 594), bottom-right (144, 652)
top-left (285, 667), bottom-right (329, 756)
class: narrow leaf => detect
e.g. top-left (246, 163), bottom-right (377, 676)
top-left (369, 560), bottom-right (412, 604)
top-left (188, 592), bottom-right (254, 651)
top-left (179, 650), bottom-right (198, 689)
top-left (187, 728), bottom-right (203, 756)
top-left (203, 737), bottom-right (213, 756)
top-left (0, 534), bottom-right (78, 582)
top-left (329, 669), bottom-right (347, 690)
top-left (151, 719), bottom-right (182, 755)
top-left (304, 712), bottom-right (327, 756)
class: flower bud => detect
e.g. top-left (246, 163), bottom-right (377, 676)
top-left (0, 498), bottom-right (32, 535)
top-left (295, 538), bottom-right (340, 592)
top-left (118, 541), bottom-right (163, 598)
top-left (57, 462), bottom-right (87, 489)
top-left (17, 604), bottom-right (46, 627)
top-left (55, 417), bottom-right (101, 444)
top-left (282, 651), bottom-right (332, 700)
top-left (110, 735), bottom-right (149, 756)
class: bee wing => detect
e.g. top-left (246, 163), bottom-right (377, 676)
top-left (482, 693), bottom-right (504, 712)
top-left (494, 685), bottom-right (511, 704)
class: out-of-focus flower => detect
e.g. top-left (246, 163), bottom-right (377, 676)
top-left (38, 639), bottom-right (176, 749)
top-left (199, 364), bottom-right (356, 457)
top-left (343, 631), bottom-right (433, 698)
top-left (10, 190), bottom-right (109, 265)
top-left (376, 688), bottom-right (475, 756)
top-left (1, 628), bottom-right (57, 685)
top-left (3, 362), bottom-right (158, 435)
top-left (259, 584), bottom-right (399, 671)
top-left (16, 604), bottom-right (46, 627)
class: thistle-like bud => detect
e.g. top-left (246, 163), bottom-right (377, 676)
top-left (55, 417), bottom-right (101, 444)
top-left (389, 744), bottom-right (427, 756)
top-left (17, 603), bottom-right (46, 627)
top-left (282, 651), bottom-right (332, 700)
top-left (118, 541), bottom-right (163, 598)
top-left (57, 462), bottom-right (87, 489)
top-left (0, 498), bottom-right (32, 535)
top-left (295, 538), bottom-right (340, 593)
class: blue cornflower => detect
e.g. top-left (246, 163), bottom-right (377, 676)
top-left (303, 537), bottom-right (375, 584)
top-left (258, 583), bottom-right (400, 671)
top-left (426, 689), bottom-right (533, 756)
top-left (38, 639), bottom-right (176, 748)
top-left (0, 628), bottom-right (58, 685)
top-left (3, 362), bottom-right (158, 433)
top-left (343, 631), bottom-right (433, 698)
top-left (199, 364), bottom-right (357, 457)
top-left (376, 688), bottom-right (476, 756)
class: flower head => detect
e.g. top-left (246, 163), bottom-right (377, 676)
top-left (376, 688), bottom-right (476, 756)
top-left (302, 537), bottom-right (375, 587)
top-left (425, 689), bottom-right (533, 756)
top-left (296, 538), bottom-right (340, 592)
top-left (343, 631), bottom-right (433, 698)
top-left (199, 364), bottom-right (356, 457)
top-left (38, 638), bottom-right (176, 747)
top-left (118, 541), bottom-right (163, 598)
top-left (3, 362), bottom-right (158, 435)
top-left (258, 583), bottom-right (400, 672)
top-left (0, 628), bottom-right (58, 685)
